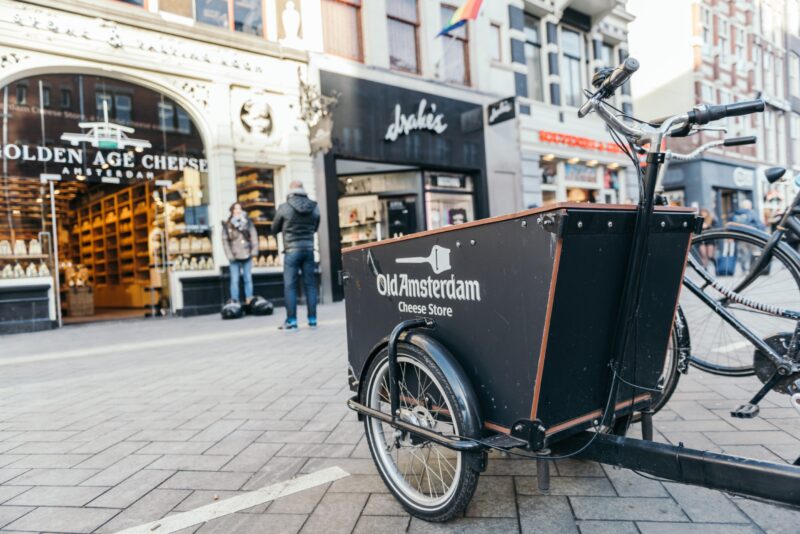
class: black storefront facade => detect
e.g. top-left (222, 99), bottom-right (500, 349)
top-left (662, 157), bottom-right (757, 222)
top-left (320, 72), bottom-right (489, 301)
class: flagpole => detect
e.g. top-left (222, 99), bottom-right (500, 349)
top-left (436, 33), bottom-right (460, 80)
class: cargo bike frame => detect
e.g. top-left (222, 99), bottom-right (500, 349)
top-left (343, 58), bottom-right (800, 521)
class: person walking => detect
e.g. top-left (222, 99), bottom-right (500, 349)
top-left (730, 199), bottom-right (764, 272)
top-left (222, 202), bottom-right (258, 305)
top-left (272, 180), bottom-right (320, 330)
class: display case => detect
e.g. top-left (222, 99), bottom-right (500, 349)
top-left (236, 167), bottom-right (281, 269)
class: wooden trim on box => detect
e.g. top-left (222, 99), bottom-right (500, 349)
top-left (484, 421), bottom-right (511, 433)
top-left (529, 236), bottom-right (562, 420)
top-left (341, 203), bottom-right (697, 254)
top-left (544, 394), bottom-right (651, 436)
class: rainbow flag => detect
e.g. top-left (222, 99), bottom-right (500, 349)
top-left (438, 0), bottom-right (484, 36)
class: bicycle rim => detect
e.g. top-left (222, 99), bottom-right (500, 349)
top-left (681, 230), bottom-right (800, 375)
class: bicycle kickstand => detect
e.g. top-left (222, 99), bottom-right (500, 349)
top-left (731, 370), bottom-right (785, 419)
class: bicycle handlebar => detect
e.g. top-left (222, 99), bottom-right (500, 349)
top-left (578, 57), bottom-right (639, 118)
top-left (690, 100), bottom-right (765, 125)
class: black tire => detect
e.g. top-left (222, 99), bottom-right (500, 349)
top-left (362, 343), bottom-right (480, 522)
top-left (681, 229), bottom-right (800, 376)
top-left (649, 318), bottom-right (682, 414)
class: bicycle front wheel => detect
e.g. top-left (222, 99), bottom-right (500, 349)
top-left (681, 228), bottom-right (800, 376)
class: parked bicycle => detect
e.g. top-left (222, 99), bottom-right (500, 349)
top-left (648, 160), bottom-right (800, 418)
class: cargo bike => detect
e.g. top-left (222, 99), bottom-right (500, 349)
top-left (342, 59), bottom-right (800, 521)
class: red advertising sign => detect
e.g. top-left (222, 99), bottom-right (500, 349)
top-left (538, 130), bottom-right (622, 154)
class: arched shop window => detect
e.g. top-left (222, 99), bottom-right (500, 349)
top-left (0, 73), bottom-right (210, 321)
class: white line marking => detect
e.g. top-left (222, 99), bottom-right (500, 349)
top-left (115, 466), bottom-right (349, 534)
top-left (710, 340), bottom-right (751, 353)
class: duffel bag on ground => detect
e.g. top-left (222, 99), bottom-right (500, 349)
top-left (221, 299), bottom-right (244, 319)
top-left (247, 296), bottom-right (274, 316)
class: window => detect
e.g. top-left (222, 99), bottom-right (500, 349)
top-left (321, 0), bottom-right (363, 61)
top-left (764, 52), bottom-right (775, 95)
top-left (776, 57), bottom-right (785, 99)
top-left (160, 0), bottom-right (192, 17)
top-left (115, 94), bottom-right (132, 123)
top-left (701, 7), bottom-right (712, 53)
top-left (15, 84), bottom-right (27, 105)
top-left (440, 4), bottom-right (470, 85)
top-left (118, 0), bottom-right (145, 5)
top-left (598, 42), bottom-right (614, 68)
top-left (789, 0), bottom-right (800, 36)
top-left (387, 0), bottom-right (420, 73)
top-left (194, 0), bottom-right (264, 35)
top-left (700, 82), bottom-right (716, 104)
top-left (60, 89), bottom-right (72, 110)
top-left (233, 0), bottom-right (263, 36)
top-left (95, 92), bottom-right (113, 119)
top-left (158, 101), bottom-right (175, 131)
top-left (718, 18), bottom-right (729, 62)
top-left (41, 86), bottom-right (51, 108)
top-left (177, 108), bottom-right (192, 134)
top-left (734, 27), bottom-right (745, 62)
top-left (524, 14), bottom-right (543, 101)
top-left (561, 28), bottom-right (583, 108)
top-left (790, 54), bottom-right (800, 97)
top-left (489, 23), bottom-right (502, 62)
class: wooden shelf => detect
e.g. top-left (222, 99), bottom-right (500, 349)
top-left (241, 201), bottom-right (275, 209)
top-left (237, 183), bottom-right (274, 194)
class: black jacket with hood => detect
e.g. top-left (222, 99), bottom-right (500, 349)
top-left (271, 189), bottom-right (320, 252)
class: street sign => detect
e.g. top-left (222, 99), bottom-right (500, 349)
top-left (487, 96), bottom-right (516, 126)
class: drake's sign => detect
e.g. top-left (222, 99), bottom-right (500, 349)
top-left (385, 99), bottom-right (448, 142)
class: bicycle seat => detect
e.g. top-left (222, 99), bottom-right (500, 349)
top-left (765, 167), bottom-right (785, 183)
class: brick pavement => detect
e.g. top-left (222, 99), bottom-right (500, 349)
top-left (0, 303), bottom-right (797, 533)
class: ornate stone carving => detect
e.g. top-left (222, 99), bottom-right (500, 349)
top-left (240, 97), bottom-right (274, 136)
top-left (173, 81), bottom-right (210, 109)
top-left (0, 51), bottom-right (27, 70)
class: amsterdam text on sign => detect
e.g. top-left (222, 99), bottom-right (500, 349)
top-left (538, 131), bottom-right (622, 154)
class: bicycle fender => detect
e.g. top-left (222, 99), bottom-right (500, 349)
top-left (673, 305), bottom-right (691, 374)
top-left (358, 332), bottom-right (484, 446)
top-left (721, 223), bottom-right (800, 267)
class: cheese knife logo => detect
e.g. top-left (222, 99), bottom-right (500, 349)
top-left (396, 245), bottom-right (452, 274)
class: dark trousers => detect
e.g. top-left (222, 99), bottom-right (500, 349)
top-left (283, 249), bottom-right (317, 322)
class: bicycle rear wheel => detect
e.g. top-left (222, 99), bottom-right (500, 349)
top-left (680, 229), bottom-right (800, 376)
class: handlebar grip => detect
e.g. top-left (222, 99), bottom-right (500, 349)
top-left (693, 99), bottom-right (765, 125)
top-left (723, 136), bottom-right (757, 147)
top-left (600, 57), bottom-right (640, 96)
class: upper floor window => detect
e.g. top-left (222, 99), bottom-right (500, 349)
top-left (440, 4), bottom-right (470, 85)
top-left (790, 54), bottom-right (800, 97)
top-left (60, 88), bottom-right (72, 110)
top-left (700, 7), bottom-right (712, 53)
top-left (524, 14), bottom-right (543, 102)
top-left (41, 86), bottom-right (51, 109)
top-left (489, 23), bottom-right (502, 62)
top-left (15, 84), bottom-right (27, 105)
top-left (194, 0), bottom-right (264, 36)
top-left (387, 0), bottom-right (420, 74)
top-left (561, 28), bottom-right (584, 108)
top-left (96, 91), bottom-right (133, 123)
top-left (789, 0), bottom-right (800, 36)
top-left (734, 26), bottom-right (745, 62)
top-left (718, 18), bottom-right (729, 62)
top-left (322, 0), bottom-right (363, 61)
top-left (598, 42), bottom-right (614, 68)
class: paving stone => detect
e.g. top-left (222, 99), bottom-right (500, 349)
top-left (465, 475), bottom-right (516, 518)
top-left (704, 431), bottom-right (797, 446)
top-left (160, 471), bottom-right (251, 491)
top-left (4, 506), bottom-right (119, 533)
top-left (483, 456), bottom-right (537, 476)
top-left (136, 441), bottom-right (214, 455)
top-left (353, 515), bottom-right (410, 533)
top-left (328, 474), bottom-right (389, 494)
top-left (636, 523), bottom-right (760, 534)
top-left (569, 496), bottom-right (688, 522)
top-left (5, 441), bottom-right (82, 454)
top-left (190, 420), bottom-right (242, 443)
top-left (361, 493), bottom-right (408, 516)
top-left (276, 443), bottom-right (355, 458)
top-left (197, 512), bottom-right (307, 534)
top-left (577, 520), bottom-right (638, 534)
top-left (300, 457), bottom-right (378, 476)
top-left (220, 443), bottom-right (282, 472)
top-left (267, 483), bottom-right (329, 514)
top-left (68, 429), bottom-right (139, 454)
top-left (239, 420), bottom-right (307, 432)
top-left (8, 454), bottom-right (90, 469)
top-left (148, 454), bottom-right (233, 471)
top-left (6, 468), bottom-right (98, 486)
top-left (7, 431), bottom-right (77, 442)
top-left (97, 489), bottom-right (192, 533)
top-left (128, 429), bottom-right (199, 442)
top-left (0, 506), bottom-right (34, 529)
top-left (600, 465), bottom-right (667, 497)
top-left (517, 495), bottom-right (578, 534)
top-left (258, 431), bottom-right (330, 444)
top-left (7, 485), bottom-right (108, 506)
top-left (662, 482), bottom-right (749, 523)
top-left (241, 457), bottom-right (310, 491)
top-left (90, 469), bottom-right (175, 508)
top-left (0, 469), bottom-right (31, 485)
top-left (203, 430), bottom-right (262, 456)
top-left (554, 460), bottom-right (605, 477)
top-left (408, 516), bottom-right (519, 533)
top-left (324, 421), bottom-right (363, 444)
top-left (0, 486), bottom-right (29, 504)
top-left (299, 492), bottom-right (368, 534)
top-left (733, 496), bottom-right (800, 534)
top-left (77, 441), bottom-right (148, 469)
top-left (516, 476), bottom-right (616, 497)
top-left (81, 454), bottom-right (160, 486)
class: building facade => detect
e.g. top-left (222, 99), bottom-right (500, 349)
top-left (0, 0), bottom-right (315, 331)
top-left (629, 0), bottom-right (800, 224)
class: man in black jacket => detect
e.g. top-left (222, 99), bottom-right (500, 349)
top-left (272, 181), bottom-right (320, 330)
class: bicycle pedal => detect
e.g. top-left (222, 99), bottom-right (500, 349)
top-left (731, 404), bottom-right (759, 418)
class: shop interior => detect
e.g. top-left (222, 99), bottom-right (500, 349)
top-left (335, 160), bottom-right (475, 248)
top-left (539, 155), bottom-right (625, 207)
